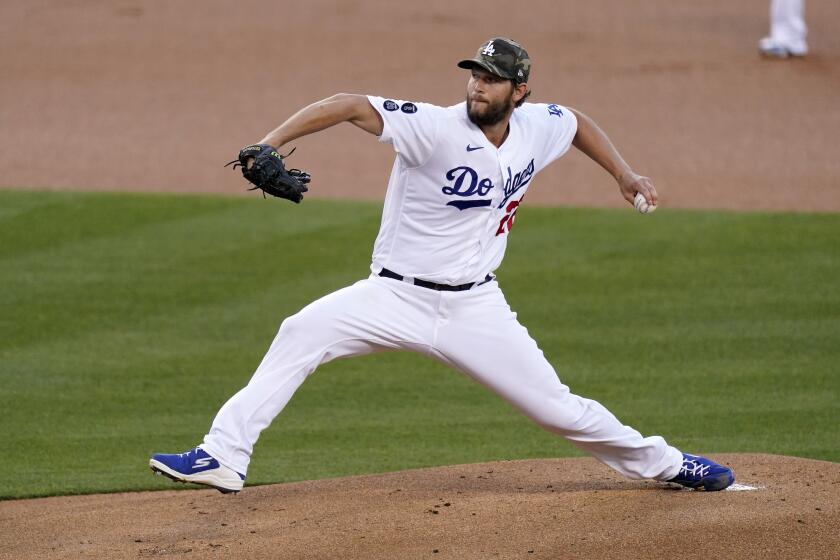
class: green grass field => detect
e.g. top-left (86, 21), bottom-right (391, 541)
top-left (1, 190), bottom-right (837, 500)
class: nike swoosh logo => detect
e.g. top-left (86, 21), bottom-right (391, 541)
top-left (466, 145), bottom-right (484, 152)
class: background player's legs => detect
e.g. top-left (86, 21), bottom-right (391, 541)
top-left (431, 282), bottom-right (682, 481)
top-left (201, 277), bottom-right (438, 474)
top-left (770, 0), bottom-right (808, 54)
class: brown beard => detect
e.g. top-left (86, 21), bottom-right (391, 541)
top-left (466, 91), bottom-right (514, 127)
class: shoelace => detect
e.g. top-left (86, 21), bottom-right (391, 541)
top-left (679, 459), bottom-right (710, 478)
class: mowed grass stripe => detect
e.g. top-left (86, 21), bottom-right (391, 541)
top-left (0, 190), bottom-right (837, 499)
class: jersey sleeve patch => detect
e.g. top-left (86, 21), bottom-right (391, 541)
top-left (546, 104), bottom-right (564, 117)
top-left (367, 95), bottom-right (439, 168)
top-left (535, 103), bottom-right (577, 165)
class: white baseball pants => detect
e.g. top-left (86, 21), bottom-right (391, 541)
top-left (201, 275), bottom-right (683, 480)
top-left (769, 0), bottom-right (808, 54)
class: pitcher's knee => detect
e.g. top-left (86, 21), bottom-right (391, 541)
top-left (277, 315), bottom-right (299, 337)
top-left (531, 411), bottom-right (582, 433)
top-left (278, 310), bottom-right (316, 338)
top-left (522, 394), bottom-right (586, 433)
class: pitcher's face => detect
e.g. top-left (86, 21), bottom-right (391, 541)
top-left (466, 68), bottom-right (516, 127)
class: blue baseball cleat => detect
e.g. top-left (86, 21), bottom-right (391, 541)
top-left (668, 453), bottom-right (735, 491)
top-left (149, 447), bottom-right (245, 494)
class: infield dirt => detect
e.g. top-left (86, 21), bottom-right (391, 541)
top-left (1, 455), bottom-right (838, 559)
top-left (1, 1), bottom-right (839, 559)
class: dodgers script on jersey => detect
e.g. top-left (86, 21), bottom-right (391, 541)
top-left (367, 96), bottom-right (577, 285)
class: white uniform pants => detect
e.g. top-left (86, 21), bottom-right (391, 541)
top-left (770, 0), bottom-right (808, 54)
top-left (202, 275), bottom-right (683, 480)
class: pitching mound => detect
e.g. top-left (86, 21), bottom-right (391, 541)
top-left (1, 454), bottom-right (837, 559)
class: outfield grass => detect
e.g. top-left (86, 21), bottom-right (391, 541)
top-left (1, 190), bottom-right (837, 499)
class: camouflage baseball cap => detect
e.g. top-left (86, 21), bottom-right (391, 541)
top-left (457, 37), bottom-right (531, 84)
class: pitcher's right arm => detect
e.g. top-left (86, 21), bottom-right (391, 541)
top-left (259, 94), bottom-right (384, 149)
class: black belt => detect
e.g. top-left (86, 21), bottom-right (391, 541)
top-left (378, 268), bottom-right (494, 292)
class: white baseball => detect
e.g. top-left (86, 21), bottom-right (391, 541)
top-left (634, 192), bottom-right (657, 214)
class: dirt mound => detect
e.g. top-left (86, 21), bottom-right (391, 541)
top-left (1, 454), bottom-right (837, 559)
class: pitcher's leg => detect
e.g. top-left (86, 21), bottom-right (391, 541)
top-left (201, 321), bottom-right (384, 475)
top-left (202, 278), bottom-right (435, 474)
top-left (433, 284), bottom-right (682, 481)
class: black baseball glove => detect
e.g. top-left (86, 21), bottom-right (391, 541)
top-left (226, 144), bottom-right (311, 203)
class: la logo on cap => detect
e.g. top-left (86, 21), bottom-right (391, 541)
top-left (481, 41), bottom-right (496, 56)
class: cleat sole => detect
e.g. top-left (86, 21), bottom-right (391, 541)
top-left (149, 461), bottom-right (241, 494)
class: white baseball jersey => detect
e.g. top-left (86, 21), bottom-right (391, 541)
top-left (367, 96), bottom-right (578, 285)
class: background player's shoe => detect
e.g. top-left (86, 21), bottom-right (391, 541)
top-left (668, 453), bottom-right (734, 491)
top-left (149, 447), bottom-right (245, 494)
top-left (759, 37), bottom-right (807, 58)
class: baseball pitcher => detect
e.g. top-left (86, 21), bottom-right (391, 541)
top-left (150, 38), bottom-right (734, 494)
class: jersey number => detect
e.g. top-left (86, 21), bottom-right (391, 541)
top-left (495, 199), bottom-right (521, 236)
